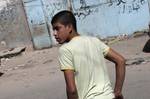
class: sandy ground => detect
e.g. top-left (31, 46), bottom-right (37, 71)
top-left (0, 35), bottom-right (149, 99)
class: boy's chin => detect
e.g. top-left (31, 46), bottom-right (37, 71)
top-left (58, 40), bottom-right (68, 44)
top-left (58, 42), bottom-right (63, 44)
top-left (58, 41), bottom-right (64, 44)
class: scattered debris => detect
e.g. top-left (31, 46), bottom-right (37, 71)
top-left (126, 57), bottom-right (150, 66)
top-left (0, 47), bottom-right (26, 74)
top-left (43, 59), bottom-right (53, 64)
top-left (0, 47), bottom-right (26, 58)
top-left (132, 31), bottom-right (147, 38)
top-left (3, 62), bottom-right (34, 72)
top-left (101, 31), bottom-right (147, 45)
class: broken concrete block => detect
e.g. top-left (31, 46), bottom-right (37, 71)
top-left (0, 47), bottom-right (26, 58)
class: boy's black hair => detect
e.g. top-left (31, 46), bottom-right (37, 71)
top-left (51, 10), bottom-right (77, 32)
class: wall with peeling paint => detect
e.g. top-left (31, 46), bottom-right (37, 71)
top-left (42, 0), bottom-right (149, 39)
top-left (71, 0), bottom-right (150, 38)
top-left (0, 0), bottom-right (31, 48)
top-left (147, 0), bottom-right (150, 23)
top-left (0, 0), bottom-right (149, 49)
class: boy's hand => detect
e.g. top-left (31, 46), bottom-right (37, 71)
top-left (114, 92), bottom-right (123, 99)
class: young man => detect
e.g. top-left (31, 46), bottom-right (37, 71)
top-left (51, 10), bottom-right (125, 99)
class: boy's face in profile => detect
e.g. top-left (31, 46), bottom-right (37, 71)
top-left (52, 22), bottom-right (71, 44)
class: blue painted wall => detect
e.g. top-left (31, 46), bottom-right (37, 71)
top-left (23, 0), bottom-right (150, 45)
top-left (0, 0), bottom-right (149, 48)
top-left (40, 0), bottom-right (150, 38)
top-left (23, 0), bottom-right (52, 49)
top-left (72, 0), bottom-right (150, 38)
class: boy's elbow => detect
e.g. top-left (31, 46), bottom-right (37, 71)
top-left (115, 56), bottom-right (126, 66)
top-left (120, 57), bottom-right (126, 65)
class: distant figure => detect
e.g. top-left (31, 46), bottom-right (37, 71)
top-left (51, 10), bottom-right (126, 99)
top-left (143, 25), bottom-right (150, 53)
top-left (0, 60), bottom-right (4, 77)
top-left (143, 39), bottom-right (150, 53)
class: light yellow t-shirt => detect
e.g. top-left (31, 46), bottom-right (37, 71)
top-left (59, 36), bottom-right (114, 99)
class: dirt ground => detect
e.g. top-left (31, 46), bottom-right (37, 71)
top-left (0, 35), bottom-right (149, 99)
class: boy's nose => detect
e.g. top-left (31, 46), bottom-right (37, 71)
top-left (53, 30), bottom-right (57, 36)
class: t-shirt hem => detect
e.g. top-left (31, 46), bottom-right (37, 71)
top-left (61, 67), bottom-right (75, 71)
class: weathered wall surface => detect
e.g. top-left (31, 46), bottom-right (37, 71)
top-left (72, 0), bottom-right (150, 38)
top-left (22, 0), bottom-right (54, 49)
top-left (0, 0), bottom-right (31, 48)
top-left (148, 0), bottom-right (150, 23)
top-left (42, 0), bottom-right (150, 39)
top-left (41, 0), bottom-right (68, 45)
top-left (0, 0), bottom-right (149, 49)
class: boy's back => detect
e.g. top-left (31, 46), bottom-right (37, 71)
top-left (59, 36), bottom-right (114, 99)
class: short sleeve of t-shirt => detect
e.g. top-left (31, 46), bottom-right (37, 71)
top-left (98, 39), bottom-right (110, 56)
top-left (58, 46), bottom-right (74, 70)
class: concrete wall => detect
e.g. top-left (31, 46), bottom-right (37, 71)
top-left (0, 0), bottom-right (149, 49)
top-left (43, 0), bottom-right (150, 40)
top-left (42, 0), bottom-right (68, 45)
top-left (0, 0), bottom-right (31, 48)
top-left (148, 0), bottom-right (150, 23)
top-left (72, 0), bottom-right (150, 38)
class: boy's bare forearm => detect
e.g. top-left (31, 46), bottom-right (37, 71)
top-left (64, 70), bottom-right (78, 99)
top-left (105, 48), bottom-right (126, 95)
top-left (114, 59), bottom-right (126, 95)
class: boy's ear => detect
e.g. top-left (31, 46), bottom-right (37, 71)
top-left (67, 24), bottom-right (73, 33)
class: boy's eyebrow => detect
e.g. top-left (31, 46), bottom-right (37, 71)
top-left (53, 26), bottom-right (59, 30)
top-left (52, 25), bottom-right (57, 29)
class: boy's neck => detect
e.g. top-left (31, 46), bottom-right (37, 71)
top-left (68, 31), bottom-right (80, 41)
